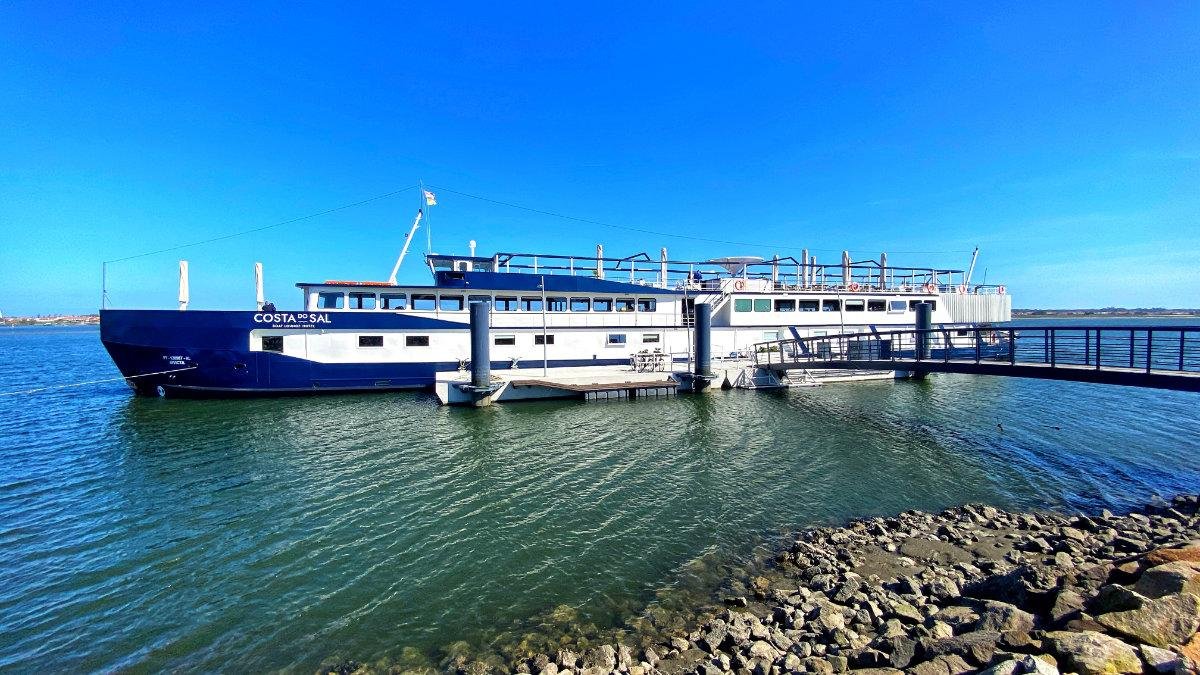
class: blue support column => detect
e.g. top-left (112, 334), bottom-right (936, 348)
top-left (470, 301), bottom-right (491, 389)
top-left (915, 302), bottom-right (933, 360)
top-left (694, 302), bottom-right (712, 378)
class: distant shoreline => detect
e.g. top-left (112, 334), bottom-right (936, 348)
top-left (1, 315), bottom-right (99, 327)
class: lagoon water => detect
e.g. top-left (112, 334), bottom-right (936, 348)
top-left (1, 325), bottom-right (1198, 671)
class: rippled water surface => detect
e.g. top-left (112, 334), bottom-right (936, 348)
top-left (2, 325), bottom-right (1199, 671)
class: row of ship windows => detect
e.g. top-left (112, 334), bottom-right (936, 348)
top-left (317, 292), bottom-right (658, 313)
top-left (259, 332), bottom-right (662, 352)
top-left (735, 299), bottom-right (937, 313)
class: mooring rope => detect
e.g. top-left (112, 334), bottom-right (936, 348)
top-left (0, 366), bottom-right (198, 397)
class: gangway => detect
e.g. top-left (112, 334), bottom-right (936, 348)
top-left (752, 325), bottom-right (1200, 392)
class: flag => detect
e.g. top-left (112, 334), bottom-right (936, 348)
top-left (423, 189), bottom-right (437, 206)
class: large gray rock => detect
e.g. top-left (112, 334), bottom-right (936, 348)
top-left (1086, 584), bottom-right (1146, 614)
top-left (1095, 592), bottom-right (1200, 648)
top-left (931, 605), bottom-right (979, 630)
top-left (1134, 562), bottom-right (1200, 599)
top-left (1138, 644), bottom-right (1183, 673)
top-left (919, 630), bottom-right (1001, 666)
top-left (908, 654), bottom-right (974, 675)
top-left (974, 599), bottom-right (1036, 634)
top-left (1048, 588), bottom-right (1085, 625)
top-left (1044, 630), bottom-right (1141, 675)
top-left (979, 655), bottom-right (1060, 675)
top-left (698, 620), bottom-right (726, 653)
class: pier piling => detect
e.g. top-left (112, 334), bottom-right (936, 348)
top-left (470, 301), bottom-right (491, 389)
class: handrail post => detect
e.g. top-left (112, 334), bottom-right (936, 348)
top-left (1180, 330), bottom-right (1186, 372)
top-left (975, 328), bottom-right (981, 364)
top-left (1129, 329), bottom-right (1135, 368)
top-left (1050, 329), bottom-right (1056, 367)
top-left (1095, 329), bottom-right (1102, 370)
top-left (1084, 328), bottom-right (1090, 366)
top-left (1146, 329), bottom-right (1153, 373)
top-left (1009, 329), bottom-right (1016, 365)
top-left (1044, 328), bottom-right (1049, 363)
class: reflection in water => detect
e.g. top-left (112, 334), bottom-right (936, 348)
top-left (0, 327), bottom-right (1198, 671)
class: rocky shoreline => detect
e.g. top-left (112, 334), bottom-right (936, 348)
top-left (334, 495), bottom-right (1200, 675)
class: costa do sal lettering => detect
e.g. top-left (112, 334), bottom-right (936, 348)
top-left (252, 312), bottom-right (331, 328)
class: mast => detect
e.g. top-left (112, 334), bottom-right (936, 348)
top-left (965, 247), bottom-right (980, 287)
top-left (388, 209), bottom-right (423, 285)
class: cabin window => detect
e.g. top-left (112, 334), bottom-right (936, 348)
top-left (909, 300), bottom-right (937, 311)
top-left (261, 336), bottom-right (283, 352)
top-left (753, 299), bottom-right (771, 312)
top-left (381, 293), bottom-right (407, 310)
top-left (763, 331), bottom-right (780, 341)
top-left (607, 333), bottom-right (627, 345)
top-left (520, 297), bottom-right (543, 312)
top-left (774, 299), bottom-right (796, 312)
top-left (412, 294), bottom-right (436, 311)
top-left (734, 299), bottom-right (752, 312)
top-left (642, 333), bottom-right (660, 343)
top-left (494, 335), bottom-right (516, 346)
top-left (318, 292), bottom-right (344, 309)
top-left (822, 300), bottom-right (840, 312)
top-left (637, 298), bottom-right (656, 312)
top-left (534, 334), bottom-right (554, 345)
top-left (349, 292), bottom-right (376, 310)
top-left (845, 300), bottom-right (865, 312)
top-left (547, 297), bottom-right (568, 312)
top-left (495, 296), bottom-right (519, 311)
top-left (570, 297), bottom-right (590, 312)
top-left (868, 300), bottom-right (887, 312)
top-left (468, 294), bottom-right (491, 305)
top-left (439, 295), bottom-right (464, 311)
top-left (405, 335), bottom-right (429, 347)
top-left (358, 335), bottom-right (384, 347)
top-left (593, 298), bottom-right (613, 312)
top-left (615, 298), bottom-right (635, 312)
top-left (798, 300), bottom-right (819, 312)
top-left (889, 300), bottom-right (907, 313)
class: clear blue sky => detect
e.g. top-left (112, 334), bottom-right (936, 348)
top-left (1, 2), bottom-right (1196, 315)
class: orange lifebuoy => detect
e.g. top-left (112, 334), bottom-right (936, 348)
top-left (734, 280), bottom-right (746, 291)
top-left (957, 284), bottom-right (967, 295)
top-left (922, 283), bottom-right (937, 293)
top-left (997, 285), bottom-right (1006, 295)
top-left (847, 282), bottom-right (861, 292)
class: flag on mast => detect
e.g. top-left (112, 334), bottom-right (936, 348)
top-left (422, 189), bottom-right (437, 206)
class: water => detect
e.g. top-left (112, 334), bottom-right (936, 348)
top-left (2, 325), bottom-right (1199, 672)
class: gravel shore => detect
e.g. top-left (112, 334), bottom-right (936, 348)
top-left (334, 495), bottom-right (1200, 675)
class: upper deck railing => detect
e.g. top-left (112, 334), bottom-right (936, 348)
top-left (751, 325), bottom-right (1200, 391)
top-left (427, 251), bottom-right (1006, 295)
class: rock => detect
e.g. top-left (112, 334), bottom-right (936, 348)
top-left (750, 576), bottom-right (770, 599)
top-left (642, 648), bottom-right (659, 667)
top-left (974, 600), bottom-right (1036, 634)
top-left (698, 620), bottom-right (727, 654)
top-left (802, 657), bottom-right (835, 674)
top-left (845, 669), bottom-right (901, 675)
top-left (1044, 630), bottom-right (1141, 675)
top-left (919, 630), bottom-right (1001, 666)
top-left (1048, 588), bottom-right (1085, 625)
top-left (1134, 562), bottom-right (1200, 599)
top-left (628, 667), bottom-right (644, 675)
top-left (556, 650), bottom-right (579, 669)
top-left (1137, 644), bottom-right (1182, 673)
top-left (1179, 633), bottom-right (1200, 670)
top-left (932, 605), bottom-right (979, 630)
top-left (539, 665), bottom-right (559, 675)
top-left (978, 659), bottom-right (1022, 675)
top-left (746, 640), bottom-right (780, 662)
top-left (782, 653), bottom-right (802, 672)
top-left (1146, 542), bottom-right (1200, 566)
top-left (907, 654), bottom-right (973, 675)
top-left (928, 621), bottom-right (954, 640)
top-left (888, 599), bottom-right (922, 624)
top-left (883, 637), bottom-right (916, 669)
top-left (582, 645), bottom-right (616, 671)
top-left (1087, 584), bottom-right (1146, 614)
top-left (1095, 592), bottom-right (1200, 648)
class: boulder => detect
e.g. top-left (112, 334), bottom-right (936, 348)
top-left (1048, 588), bottom-right (1084, 625)
top-left (931, 605), bottom-right (979, 630)
top-left (907, 654), bottom-right (973, 675)
top-left (1134, 562), bottom-right (1200, 599)
top-left (1086, 584), bottom-right (1146, 614)
top-left (974, 600), bottom-right (1036, 634)
top-left (919, 630), bottom-right (1001, 666)
top-left (1146, 542), bottom-right (1200, 566)
top-left (698, 620), bottom-right (726, 654)
top-left (1094, 592), bottom-right (1200, 648)
top-left (1137, 644), bottom-right (1183, 673)
top-left (1043, 630), bottom-right (1141, 675)
top-left (746, 640), bottom-right (780, 662)
top-left (978, 657), bottom-right (1058, 675)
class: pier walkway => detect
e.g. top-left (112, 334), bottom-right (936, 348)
top-left (753, 325), bottom-right (1200, 392)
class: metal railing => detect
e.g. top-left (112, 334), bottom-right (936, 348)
top-left (752, 325), bottom-right (1200, 375)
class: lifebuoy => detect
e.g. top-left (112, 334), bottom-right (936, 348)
top-left (997, 285), bottom-right (1006, 295)
top-left (847, 282), bottom-right (861, 292)
top-left (957, 284), bottom-right (967, 295)
top-left (922, 283), bottom-right (937, 293)
top-left (734, 280), bottom-right (746, 291)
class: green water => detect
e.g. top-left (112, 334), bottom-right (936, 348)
top-left (1, 326), bottom-right (1198, 671)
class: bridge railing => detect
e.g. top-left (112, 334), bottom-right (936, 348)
top-left (752, 325), bottom-right (1200, 374)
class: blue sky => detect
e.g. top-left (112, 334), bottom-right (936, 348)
top-left (1, 2), bottom-right (1196, 315)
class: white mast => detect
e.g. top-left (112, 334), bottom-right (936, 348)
top-left (388, 209), bottom-right (423, 285)
top-left (660, 247), bottom-right (668, 288)
top-left (178, 260), bottom-right (190, 311)
top-left (596, 244), bottom-right (604, 279)
top-left (254, 262), bottom-right (264, 310)
top-left (965, 247), bottom-right (980, 287)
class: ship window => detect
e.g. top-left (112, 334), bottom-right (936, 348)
top-left (381, 293), bottom-right (407, 310)
top-left (607, 333), bottom-right (627, 345)
top-left (412, 294), bottom-right (436, 310)
top-left (534, 334), bottom-right (554, 345)
top-left (615, 298), bottom-right (635, 312)
top-left (753, 299), bottom-right (771, 312)
top-left (889, 300), bottom-right (907, 313)
top-left (405, 335), bottom-right (429, 347)
top-left (318, 292), bottom-right (344, 309)
top-left (349, 292), bottom-right (376, 310)
top-left (642, 333), bottom-right (660, 343)
top-left (494, 335), bottom-right (516, 346)
top-left (734, 299), bottom-right (752, 312)
top-left (868, 300), bottom-right (887, 312)
top-left (495, 296), bottom-right (518, 311)
top-left (261, 336), bottom-right (283, 352)
top-left (774, 299), bottom-right (796, 312)
top-left (468, 294), bottom-right (491, 305)
top-left (798, 300), bottom-right (819, 312)
top-left (822, 300), bottom-right (840, 312)
top-left (763, 330), bottom-right (780, 341)
top-left (570, 297), bottom-right (590, 312)
top-left (637, 298), bottom-right (656, 312)
top-left (520, 297), bottom-right (543, 312)
top-left (845, 300), bottom-right (865, 312)
top-left (909, 300), bottom-right (937, 311)
top-left (547, 297), bottom-right (568, 312)
top-left (593, 298), bottom-right (613, 312)
top-left (359, 335), bottom-right (383, 347)
top-left (439, 295), bottom-right (464, 311)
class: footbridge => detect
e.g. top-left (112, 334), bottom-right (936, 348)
top-left (752, 325), bottom-right (1200, 392)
